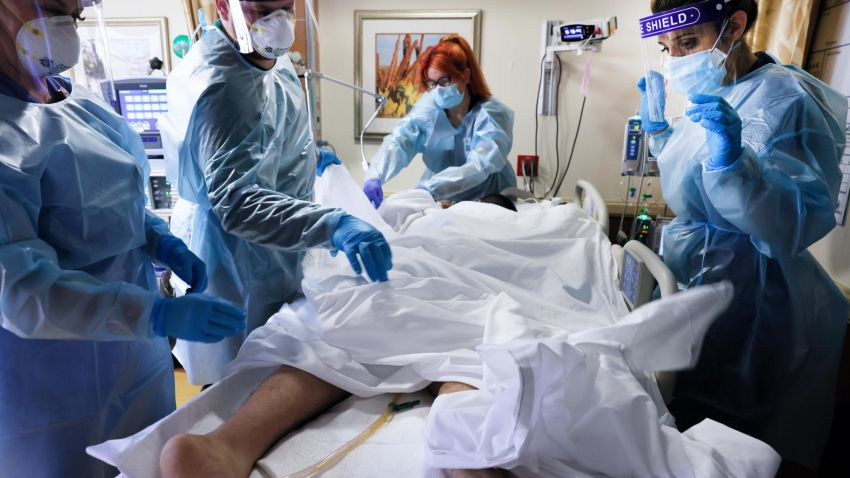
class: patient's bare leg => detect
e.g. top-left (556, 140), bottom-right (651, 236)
top-left (160, 366), bottom-right (349, 478)
top-left (430, 382), bottom-right (511, 478)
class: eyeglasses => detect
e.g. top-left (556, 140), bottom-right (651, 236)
top-left (424, 76), bottom-right (452, 90)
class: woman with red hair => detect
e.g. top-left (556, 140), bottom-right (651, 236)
top-left (363, 34), bottom-right (516, 208)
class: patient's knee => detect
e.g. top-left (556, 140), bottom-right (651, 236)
top-left (429, 381), bottom-right (478, 396)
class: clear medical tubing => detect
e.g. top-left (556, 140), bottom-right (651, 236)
top-left (279, 394), bottom-right (421, 478)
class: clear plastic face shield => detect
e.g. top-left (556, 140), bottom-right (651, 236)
top-left (640, 0), bottom-right (735, 123)
top-left (225, 0), bottom-right (296, 59)
top-left (0, 0), bottom-right (113, 101)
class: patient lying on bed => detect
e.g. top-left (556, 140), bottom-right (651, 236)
top-left (106, 167), bottom-right (779, 478)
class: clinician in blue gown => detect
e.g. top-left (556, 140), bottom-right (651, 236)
top-left (638, 0), bottom-right (848, 468)
top-left (0, 1), bottom-right (246, 475)
top-left (165, 0), bottom-right (393, 386)
top-left (362, 34), bottom-right (516, 208)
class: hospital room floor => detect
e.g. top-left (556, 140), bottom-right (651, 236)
top-left (174, 367), bottom-right (202, 407)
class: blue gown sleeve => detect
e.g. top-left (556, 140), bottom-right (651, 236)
top-left (648, 127), bottom-right (674, 157)
top-left (365, 99), bottom-right (436, 184)
top-left (144, 210), bottom-right (173, 258)
top-left (702, 93), bottom-right (846, 258)
top-left (109, 102), bottom-right (173, 260)
top-left (421, 102), bottom-right (515, 198)
top-left (0, 185), bottom-right (157, 340)
top-left (192, 86), bottom-right (345, 249)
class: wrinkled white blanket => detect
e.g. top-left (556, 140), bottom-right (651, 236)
top-left (89, 166), bottom-right (780, 477)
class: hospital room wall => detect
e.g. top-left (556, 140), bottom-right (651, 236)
top-left (101, 0), bottom-right (191, 63)
top-left (812, 220), bottom-right (850, 290)
top-left (315, 0), bottom-right (659, 204)
top-left (102, 0), bottom-right (848, 291)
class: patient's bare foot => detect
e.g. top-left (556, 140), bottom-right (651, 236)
top-left (451, 469), bottom-right (510, 478)
top-left (160, 433), bottom-right (252, 478)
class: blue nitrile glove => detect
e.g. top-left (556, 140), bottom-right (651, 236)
top-left (637, 71), bottom-right (669, 134)
top-left (330, 214), bottom-right (393, 282)
top-left (150, 295), bottom-right (246, 343)
top-left (686, 93), bottom-right (743, 170)
top-left (156, 236), bottom-right (208, 293)
top-left (317, 149), bottom-right (342, 177)
top-left (363, 179), bottom-right (384, 209)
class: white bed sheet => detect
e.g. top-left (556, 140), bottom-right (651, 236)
top-left (89, 167), bottom-right (780, 477)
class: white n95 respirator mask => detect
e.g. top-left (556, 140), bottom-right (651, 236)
top-left (16, 15), bottom-right (81, 77)
top-left (250, 9), bottom-right (296, 59)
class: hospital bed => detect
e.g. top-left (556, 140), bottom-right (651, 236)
top-left (90, 176), bottom-right (776, 478)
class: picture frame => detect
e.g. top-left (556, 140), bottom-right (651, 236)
top-left (71, 17), bottom-right (171, 94)
top-left (355, 10), bottom-right (482, 140)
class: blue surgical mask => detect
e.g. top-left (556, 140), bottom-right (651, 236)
top-left (664, 48), bottom-right (729, 96)
top-left (432, 84), bottom-right (464, 109)
top-left (664, 24), bottom-right (735, 97)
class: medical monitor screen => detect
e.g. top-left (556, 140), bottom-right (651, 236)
top-left (560, 24), bottom-right (595, 42)
top-left (117, 88), bottom-right (168, 134)
top-left (622, 253), bottom-right (640, 306)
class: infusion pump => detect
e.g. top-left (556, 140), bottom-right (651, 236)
top-left (146, 158), bottom-right (174, 222)
top-left (621, 115), bottom-right (660, 177)
top-left (107, 77), bottom-right (176, 222)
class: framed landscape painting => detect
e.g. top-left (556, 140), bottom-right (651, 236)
top-left (355, 10), bottom-right (481, 140)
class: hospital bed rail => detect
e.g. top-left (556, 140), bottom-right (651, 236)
top-left (574, 179), bottom-right (609, 235)
top-left (618, 240), bottom-right (677, 299)
top-left (612, 240), bottom-right (679, 404)
top-left (503, 179), bottom-right (609, 234)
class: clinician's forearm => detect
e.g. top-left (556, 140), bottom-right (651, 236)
top-left (0, 242), bottom-right (156, 340)
top-left (648, 127), bottom-right (673, 157)
top-left (425, 164), bottom-right (489, 198)
top-left (144, 210), bottom-right (172, 258)
top-left (425, 140), bottom-right (510, 198)
top-left (367, 142), bottom-right (417, 184)
top-left (211, 186), bottom-right (344, 251)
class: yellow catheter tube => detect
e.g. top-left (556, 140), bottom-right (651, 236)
top-left (279, 393), bottom-right (412, 478)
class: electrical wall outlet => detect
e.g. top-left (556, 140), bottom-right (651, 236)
top-left (516, 155), bottom-right (540, 177)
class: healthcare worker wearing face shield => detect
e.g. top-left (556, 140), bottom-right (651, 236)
top-left (0, 0), bottom-right (247, 475)
top-left (362, 34), bottom-right (516, 209)
top-left (164, 0), bottom-right (394, 386)
top-left (638, 0), bottom-right (848, 469)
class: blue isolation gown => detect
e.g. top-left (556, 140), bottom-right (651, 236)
top-left (164, 25), bottom-right (345, 385)
top-left (651, 61), bottom-right (849, 467)
top-left (0, 79), bottom-right (175, 476)
top-left (365, 92), bottom-right (517, 201)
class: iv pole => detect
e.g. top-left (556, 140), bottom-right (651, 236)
top-left (302, 0), bottom-right (386, 172)
top-left (303, 71), bottom-right (388, 172)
